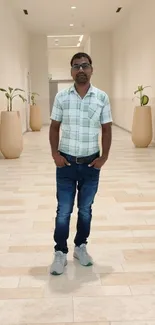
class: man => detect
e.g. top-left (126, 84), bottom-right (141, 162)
top-left (49, 52), bottom-right (112, 275)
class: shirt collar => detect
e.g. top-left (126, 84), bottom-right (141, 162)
top-left (69, 84), bottom-right (95, 95)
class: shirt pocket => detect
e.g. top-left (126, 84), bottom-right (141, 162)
top-left (88, 105), bottom-right (101, 127)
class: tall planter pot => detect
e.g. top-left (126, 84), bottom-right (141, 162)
top-left (30, 105), bottom-right (42, 131)
top-left (132, 105), bottom-right (152, 148)
top-left (0, 111), bottom-right (23, 159)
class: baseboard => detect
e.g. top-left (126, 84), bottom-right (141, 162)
top-left (113, 122), bottom-right (155, 145)
top-left (112, 123), bottom-right (131, 134)
top-left (22, 123), bottom-right (50, 134)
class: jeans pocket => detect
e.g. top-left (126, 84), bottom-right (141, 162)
top-left (92, 166), bottom-right (101, 171)
top-left (57, 165), bottom-right (71, 169)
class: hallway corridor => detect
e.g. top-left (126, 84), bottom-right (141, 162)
top-left (1, 125), bottom-right (155, 324)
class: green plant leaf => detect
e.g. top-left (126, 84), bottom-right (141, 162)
top-left (134, 90), bottom-right (139, 94)
top-left (5, 93), bottom-right (10, 99)
top-left (32, 92), bottom-right (39, 96)
top-left (143, 86), bottom-right (151, 90)
top-left (14, 88), bottom-right (25, 92)
top-left (0, 88), bottom-right (7, 92)
top-left (141, 95), bottom-right (149, 105)
top-left (8, 87), bottom-right (13, 93)
top-left (19, 94), bottom-right (27, 102)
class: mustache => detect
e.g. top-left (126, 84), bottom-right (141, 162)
top-left (76, 72), bottom-right (87, 77)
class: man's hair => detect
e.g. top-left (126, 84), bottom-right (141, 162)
top-left (70, 52), bottom-right (92, 66)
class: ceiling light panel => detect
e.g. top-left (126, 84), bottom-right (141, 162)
top-left (47, 34), bottom-right (84, 48)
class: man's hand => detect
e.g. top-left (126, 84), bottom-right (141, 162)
top-left (88, 156), bottom-right (108, 169)
top-left (53, 152), bottom-right (71, 167)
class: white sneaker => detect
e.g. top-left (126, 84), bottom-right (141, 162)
top-left (50, 251), bottom-right (67, 275)
top-left (74, 244), bottom-right (93, 266)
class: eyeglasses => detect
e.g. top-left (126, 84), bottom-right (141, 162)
top-left (72, 63), bottom-right (91, 70)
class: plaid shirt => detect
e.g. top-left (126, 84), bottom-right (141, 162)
top-left (51, 85), bottom-right (112, 157)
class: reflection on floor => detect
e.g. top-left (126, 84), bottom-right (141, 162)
top-left (1, 125), bottom-right (155, 324)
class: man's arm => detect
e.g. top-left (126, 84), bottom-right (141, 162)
top-left (100, 94), bottom-right (112, 160)
top-left (49, 94), bottom-right (62, 158)
top-left (49, 95), bottom-right (70, 167)
top-left (101, 122), bottom-right (112, 160)
top-left (49, 121), bottom-right (69, 167)
top-left (49, 120), bottom-right (61, 159)
top-left (89, 94), bottom-right (112, 169)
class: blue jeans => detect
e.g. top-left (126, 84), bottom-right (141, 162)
top-left (54, 152), bottom-right (100, 254)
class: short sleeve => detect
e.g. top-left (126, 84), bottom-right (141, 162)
top-left (50, 94), bottom-right (62, 122)
top-left (100, 94), bottom-right (113, 124)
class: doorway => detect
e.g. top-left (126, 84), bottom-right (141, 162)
top-left (24, 69), bottom-right (31, 132)
top-left (49, 81), bottom-right (58, 115)
top-left (49, 80), bottom-right (73, 114)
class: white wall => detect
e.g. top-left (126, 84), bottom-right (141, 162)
top-left (29, 35), bottom-right (50, 124)
top-left (84, 37), bottom-right (91, 55)
top-left (0, 0), bottom-right (30, 132)
top-left (111, 0), bottom-right (155, 139)
top-left (48, 36), bottom-right (111, 97)
top-left (58, 82), bottom-right (73, 92)
top-left (48, 47), bottom-right (83, 80)
top-left (90, 32), bottom-right (111, 96)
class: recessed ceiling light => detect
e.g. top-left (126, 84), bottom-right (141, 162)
top-left (47, 34), bottom-right (81, 38)
top-left (23, 9), bottom-right (28, 15)
top-left (70, 23), bottom-right (74, 27)
top-left (71, 6), bottom-right (76, 9)
top-left (116, 7), bottom-right (122, 12)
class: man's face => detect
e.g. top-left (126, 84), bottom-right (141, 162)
top-left (71, 57), bottom-right (93, 85)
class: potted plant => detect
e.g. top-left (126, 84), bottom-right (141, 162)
top-left (29, 92), bottom-right (42, 131)
top-left (0, 87), bottom-right (26, 159)
top-left (132, 85), bottom-right (152, 148)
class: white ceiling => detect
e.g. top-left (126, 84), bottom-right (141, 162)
top-left (47, 34), bottom-right (86, 49)
top-left (9, 0), bottom-right (134, 47)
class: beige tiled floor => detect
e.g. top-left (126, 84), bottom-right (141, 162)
top-left (1, 125), bottom-right (155, 324)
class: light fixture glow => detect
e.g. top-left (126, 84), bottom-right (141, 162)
top-left (70, 23), bottom-right (74, 27)
top-left (77, 42), bottom-right (80, 47)
top-left (47, 35), bottom-right (81, 38)
top-left (71, 6), bottom-right (76, 9)
top-left (79, 35), bottom-right (83, 42)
